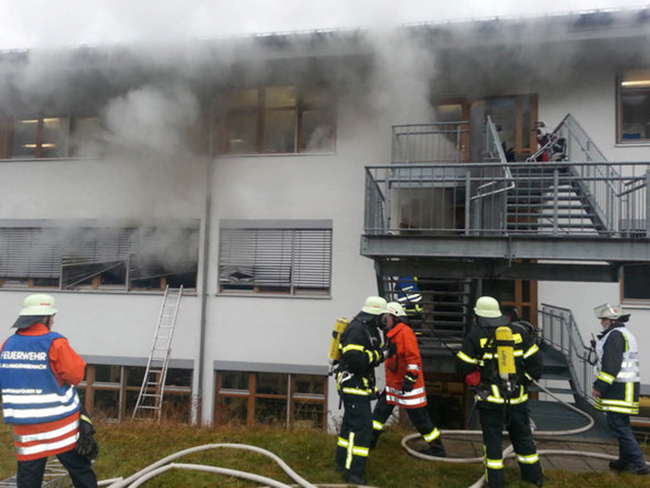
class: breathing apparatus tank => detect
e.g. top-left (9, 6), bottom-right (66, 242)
top-left (495, 326), bottom-right (516, 393)
top-left (328, 317), bottom-right (349, 374)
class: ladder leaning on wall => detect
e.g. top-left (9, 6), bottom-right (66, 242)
top-left (132, 285), bottom-right (183, 422)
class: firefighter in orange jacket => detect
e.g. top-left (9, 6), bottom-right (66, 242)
top-left (0, 294), bottom-right (98, 488)
top-left (371, 302), bottom-right (446, 456)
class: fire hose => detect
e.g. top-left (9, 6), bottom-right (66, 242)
top-left (97, 380), bottom-right (644, 488)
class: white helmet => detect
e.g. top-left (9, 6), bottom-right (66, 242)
top-left (19, 294), bottom-right (58, 316)
top-left (361, 296), bottom-right (387, 315)
top-left (386, 301), bottom-right (407, 317)
top-left (474, 296), bottom-right (502, 318)
top-left (594, 303), bottom-right (629, 321)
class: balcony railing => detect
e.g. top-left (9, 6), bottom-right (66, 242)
top-left (392, 122), bottom-right (470, 163)
top-left (364, 161), bottom-right (650, 237)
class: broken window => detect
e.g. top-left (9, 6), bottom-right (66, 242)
top-left (218, 220), bottom-right (332, 296)
top-left (0, 221), bottom-right (199, 291)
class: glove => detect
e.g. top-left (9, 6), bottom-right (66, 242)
top-left (465, 370), bottom-right (481, 387)
top-left (402, 372), bottom-right (417, 393)
top-left (75, 408), bottom-right (99, 460)
top-left (385, 341), bottom-right (397, 358)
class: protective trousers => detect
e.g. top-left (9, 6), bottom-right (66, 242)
top-left (336, 395), bottom-right (372, 478)
top-left (17, 449), bottom-right (98, 488)
top-left (372, 393), bottom-right (440, 443)
top-left (479, 406), bottom-right (543, 488)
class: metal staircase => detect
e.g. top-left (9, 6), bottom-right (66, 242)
top-left (132, 285), bottom-right (183, 422)
top-left (506, 164), bottom-right (607, 235)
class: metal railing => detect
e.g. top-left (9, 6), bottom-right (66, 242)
top-left (554, 114), bottom-right (618, 230)
top-left (539, 303), bottom-right (595, 404)
top-left (469, 117), bottom-right (513, 235)
top-left (392, 122), bottom-right (470, 163)
top-left (364, 161), bottom-right (650, 237)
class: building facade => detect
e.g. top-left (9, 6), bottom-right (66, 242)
top-left (0, 8), bottom-right (649, 428)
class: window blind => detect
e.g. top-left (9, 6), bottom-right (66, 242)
top-left (219, 226), bottom-right (332, 292)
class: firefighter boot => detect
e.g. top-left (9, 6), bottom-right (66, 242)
top-left (369, 430), bottom-right (382, 450)
top-left (425, 438), bottom-right (447, 457)
top-left (343, 469), bottom-right (367, 486)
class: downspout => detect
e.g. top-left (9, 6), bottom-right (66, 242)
top-left (196, 108), bottom-right (215, 424)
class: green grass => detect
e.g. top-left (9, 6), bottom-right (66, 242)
top-left (0, 422), bottom-right (649, 487)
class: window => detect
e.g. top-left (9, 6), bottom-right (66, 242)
top-left (77, 364), bottom-right (193, 422)
top-left (0, 114), bottom-right (104, 159)
top-left (617, 69), bottom-right (650, 143)
top-left (622, 264), bottom-right (650, 302)
top-left (214, 371), bottom-right (327, 429)
top-left (618, 69), bottom-right (650, 143)
top-left (0, 221), bottom-right (199, 291)
top-left (218, 86), bottom-right (335, 155)
top-left (218, 220), bottom-right (332, 296)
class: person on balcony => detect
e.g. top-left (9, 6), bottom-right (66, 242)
top-left (370, 301), bottom-right (446, 457)
top-left (592, 303), bottom-right (649, 476)
top-left (456, 296), bottom-right (544, 488)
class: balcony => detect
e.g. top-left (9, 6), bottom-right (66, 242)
top-left (362, 117), bottom-right (650, 283)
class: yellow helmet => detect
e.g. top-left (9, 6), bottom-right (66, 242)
top-left (19, 294), bottom-right (58, 316)
top-left (361, 296), bottom-right (387, 315)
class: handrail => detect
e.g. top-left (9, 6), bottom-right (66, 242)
top-left (539, 303), bottom-right (595, 404)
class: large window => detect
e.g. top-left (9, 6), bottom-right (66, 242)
top-left (0, 114), bottom-right (104, 159)
top-left (218, 220), bottom-right (332, 296)
top-left (622, 264), bottom-right (650, 303)
top-left (214, 371), bottom-right (327, 429)
top-left (217, 86), bottom-right (335, 155)
top-left (78, 364), bottom-right (193, 422)
top-left (618, 69), bottom-right (650, 143)
top-left (0, 221), bottom-right (199, 291)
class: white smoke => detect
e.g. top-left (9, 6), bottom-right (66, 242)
top-left (103, 84), bottom-right (200, 156)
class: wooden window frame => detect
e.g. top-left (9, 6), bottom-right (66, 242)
top-left (214, 371), bottom-right (328, 430)
top-left (218, 85), bottom-right (335, 155)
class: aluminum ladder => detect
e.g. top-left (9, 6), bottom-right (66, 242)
top-left (132, 285), bottom-right (183, 422)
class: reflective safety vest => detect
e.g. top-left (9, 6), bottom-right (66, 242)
top-left (595, 327), bottom-right (640, 415)
top-left (0, 332), bottom-right (81, 425)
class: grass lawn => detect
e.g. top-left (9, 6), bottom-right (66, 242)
top-left (0, 421), bottom-right (648, 487)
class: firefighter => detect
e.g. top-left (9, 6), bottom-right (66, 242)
top-left (0, 294), bottom-right (98, 488)
top-left (456, 296), bottom-right (544, 488)
top-left (396, 276), bottom-right (423, 315)
top-left (335, 295), bottom-right (391, 486)
top-left (592, 304), bottom-right (649, 475)
top-left (370, 301), bottom-right (446, 456)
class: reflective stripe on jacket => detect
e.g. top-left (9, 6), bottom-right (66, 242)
top-left (384, 321), bottom-right (427, 408)
top-left (456, 322), bottom-right (542, 408)
top-left (336, 312), bottom-right (383, 397)
top-left (594, 325), bottom-right (640, 415)
top-left (0, 323), bottom-right (85, 461)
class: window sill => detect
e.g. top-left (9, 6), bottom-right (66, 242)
top-left (620, 301), bottom-right (650, 309)
top-left (616, 142), bottom-right (650, 148)
top-left (0, 288), bottom-right (198, 296)
top-left (0, 156), bottom-right (103, 163)
top-left (215, 151), bottom-right (336, 159)
top-left (217, 291), bottom-right (331, 299)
